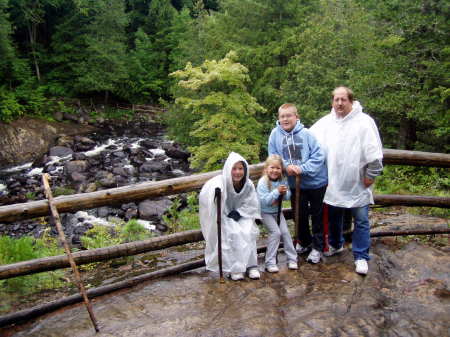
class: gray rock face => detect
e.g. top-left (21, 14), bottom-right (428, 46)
top-left (0, 117), bottom-right (96, 166)
top-left (8, 240), bottom-right (450, 337)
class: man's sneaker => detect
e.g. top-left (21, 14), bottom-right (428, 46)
top-left (266, 265), bottom-right (279, 273)
top-left (230, 272), bottom-right (245, 281)
top-left (295, 243), bottom-right (311, 254)
top-left (306, 249), bottom-right (322, 264)
top-left (355, 259), bottom-right (368, 275)
top-left (248, 268), bottom-right (261, 280)
top-left (288, 261), bottom-right (298, 270)
top-left (323, 245), bottom-right (344, 257)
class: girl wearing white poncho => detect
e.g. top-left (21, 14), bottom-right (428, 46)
top-left (199, 152), bottom-right (261, 281)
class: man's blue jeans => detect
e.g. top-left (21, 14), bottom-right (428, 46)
top-left (328, 205), bottom-right (370, 261)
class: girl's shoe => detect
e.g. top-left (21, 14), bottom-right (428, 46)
top-left (266, 265), bottom-right (279, 273)
top-left (230, 272), bottom-right (245, 281)
top-left (248, 268), bottom-right (261, 279)
top-left (288, 261), bottom-right (298, 270)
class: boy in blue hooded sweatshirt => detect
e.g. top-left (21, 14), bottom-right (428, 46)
top-left (268, 103), bottom-right (328, 264)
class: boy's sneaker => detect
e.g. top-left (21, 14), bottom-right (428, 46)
top-left (306, 249), bottom-right (322, 264)
top-left (355, 259), bottom-right (368, 275)
top-left (288, 261), bottom-right (298, 270)
top-left (230, 272), bottom-right (245, 281)
top-left (323, 245), bottom-right (344, 257)
top-left (266, 265), bottom-right (279, 273)
top-left (295, 243), bottom-right (311, 254)
top-left (248, 268), bottom-right (261, 280)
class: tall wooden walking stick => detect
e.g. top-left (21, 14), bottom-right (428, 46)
top-left (42, 174), bottom-right (100, 333)
top-left (214, 187), bottom-right (224, 283)
top-left (294, 175), bottom-right (301, 244)
top-left (275, 194), bottom-right (284, 263)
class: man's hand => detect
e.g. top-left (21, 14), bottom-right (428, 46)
top-left (363, 177), bottom-right (374, 187)
top-left (286, 165), bottom-right (301, 176)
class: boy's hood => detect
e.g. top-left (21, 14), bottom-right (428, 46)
top-left (276, 120), bottom-right (304, 135)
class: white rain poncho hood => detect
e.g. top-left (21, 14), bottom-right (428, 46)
top-left (199, 152), bottom-right (261, 273)
top-left (310, 101), bottom-right (383, 208)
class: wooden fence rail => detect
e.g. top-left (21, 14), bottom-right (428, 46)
top-left (0, 149), bottom-right (449, 223)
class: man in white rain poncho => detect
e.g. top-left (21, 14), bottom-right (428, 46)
top-left (310, 87), bottom-right (383, 275)
top-left (199, 152), bottom-right (261, 281)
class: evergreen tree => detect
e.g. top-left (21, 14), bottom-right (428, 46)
top-left (74, 0), bottom-right (129, 102)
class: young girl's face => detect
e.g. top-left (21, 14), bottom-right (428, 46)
top-left (231, 162), bottom-right (245, 183)
top-left (266, 161), bottom-right (282, 181)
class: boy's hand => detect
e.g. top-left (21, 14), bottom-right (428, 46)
top-left (286, 165), bottom-right (301, 176)
top-left (278, 185), bottom-right (288, 195)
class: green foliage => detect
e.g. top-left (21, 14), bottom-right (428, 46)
top-left (0, 86), bottom-right (24, 122)
top-left (53, 186), bottom-right (75, 196)
top-left (0, 232), bottom-right (64, 293)
top-left (119, 219), bottom-right (152, 243)
top-left (81, 219), bottom-right (153, 249)
top-left (81, 225), bottom-right (121, 249)
top-left (25, 191), bottom-right (37, 200)
top-left (375, 166), bottom-right (450, 196)
top-left (375, 166), bottom-right (450, 217)
top-left (167, 51), bottom-right (265, 170)
top-left (162, 192), bottom-right (200, 233)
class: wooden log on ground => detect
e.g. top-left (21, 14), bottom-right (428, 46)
top-left (0, 230), bottom-right (204, 280)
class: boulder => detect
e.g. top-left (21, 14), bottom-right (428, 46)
top-left (49, 146), bottom-right (74, 157)
top-left (64, 160), bottom-right (88, 175)
top-left (139, 160), bottom-right (171, 174)
top-left (138, 198), bottom-right (172, 220)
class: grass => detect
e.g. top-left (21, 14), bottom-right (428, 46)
top-left (0, 230), bottom-right (65, 301)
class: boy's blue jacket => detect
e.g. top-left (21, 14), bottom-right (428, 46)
top-left (268, 120), bottom-right (328, 190)
top-left (257, 177), bottom-right (291, 214)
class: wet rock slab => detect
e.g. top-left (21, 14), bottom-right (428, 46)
top-left (8, 240), bottom-right (450, 337)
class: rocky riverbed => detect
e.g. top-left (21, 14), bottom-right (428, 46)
top-left (0, 113), bottom-right (193, 241)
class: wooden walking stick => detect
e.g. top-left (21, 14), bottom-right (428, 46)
top-left (42, 174), bottom-right (100, 333)
top-left (214, 187), bottom-right (224, 283)
top-left (294, 175), bottom-right (301, 245)
top-left (275, 194), bottom-right (284, 263)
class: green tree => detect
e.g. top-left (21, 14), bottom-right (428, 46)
top-left (74, 0), bottom-right (129, 103)
top-left (281, 0), bottom-right (386, 126)
top-left (167, 51), bottom-right (266, 170)
top-left (357, 0), bottom-right (449, 152)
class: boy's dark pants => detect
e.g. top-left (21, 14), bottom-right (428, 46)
top-left (290, 185), bottom-right (327, 251)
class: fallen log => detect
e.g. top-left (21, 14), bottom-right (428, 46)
top-left (371, 228), bottom-right (450, 237)
top-left (0, 149), bottom-right (449, 223)
top-left (0, 230), bottom-right (204, 280)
